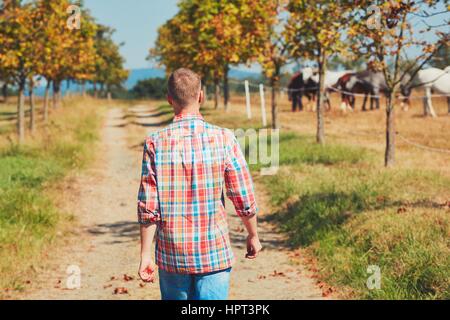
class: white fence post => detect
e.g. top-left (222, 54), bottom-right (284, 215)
top-left (244, 80), bottom-right (252, 119)
top-left (259, 84), bottom-right (267, 127)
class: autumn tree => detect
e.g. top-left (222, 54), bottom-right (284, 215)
top-left (151, 9), bottom-right (226, 109)
top-left (256, 0), bottom-right (290, 130)
top-left (429, 44), bottom-right (449, 69)
top-left (92, 25), bottom-right (129, 100)
top-left (286, 0), bottom-right (354, 143)
top-left (348, 0), bottom-right (449, 166)
top-left (0, 1), bottom-right (40, 142)
top-left (151, 0), bottom-right (272, 110)
top-left (33, 0), bottom-right (94, 114)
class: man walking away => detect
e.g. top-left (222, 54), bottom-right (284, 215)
top-left (137, 68), bottom-right (262, 300)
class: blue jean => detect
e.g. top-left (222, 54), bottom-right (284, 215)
top-left (158, 268), bottom-right (231, 300)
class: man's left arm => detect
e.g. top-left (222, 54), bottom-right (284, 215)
top-left (137, 137), bottom-right (159, 282)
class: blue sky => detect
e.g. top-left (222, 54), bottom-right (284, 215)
top-left (83, 1), bottom-right (448, 72)
top-left (85, 0), bottom-right (179, 69)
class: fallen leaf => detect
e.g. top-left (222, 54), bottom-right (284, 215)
top-left (397, 207), bottom-right (407, 214)
top-left (104, 284), bottom-right (113, 289)
top-left (123, 274), bottom-right (134, 282)
top-left (270, 270), bottom-right (286, 277)
top-left (113, 287), bottom-right (129, 295)
top-left (139, 283), bottom-right (146, 288)
top-left (322, 287), bottom-right (334, 298)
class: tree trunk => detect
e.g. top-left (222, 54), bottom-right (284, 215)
top-left (214, 79), bottom-right (220, 110)
top-left (29, 80), bottom-right (35, 135)
top-left (17, 81), bottom-right (25, 144)
top-left (316, 53), bottom-right (326, 144)
top-left (93, 82), bottom-right (98, 98)
top-left (203, 85), bottom-right (208, 104)
top-left (384, 92), bottom-right (396, 167)
top-left (53, 81), bottom-right (61, 109)
top-left (223, 65), bottom-right (229, 111)
top-left (43, 80), bottom-right (51, 123)
top-left (1, 83), bottom-right (7, 103)
top-left (107, 91), bottom-right (112, 101)
top-left (271, 77), bottom-right (279, 129)
top-left (81, 81), bottom-right (86, 97)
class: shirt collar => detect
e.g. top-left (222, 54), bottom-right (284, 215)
top-left (173, 112), bottom-right (204, 123)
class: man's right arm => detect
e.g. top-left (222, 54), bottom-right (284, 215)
top-left (224, 133), bottom-right (262, 259)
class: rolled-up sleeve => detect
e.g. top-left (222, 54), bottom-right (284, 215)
top-left (224, 133), bottom-right (258, 217)
top-left (137, 137), bottom-right (160, 225)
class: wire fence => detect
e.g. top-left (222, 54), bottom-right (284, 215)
top-left (225, 78), bottom-right (450, 155)
top-left (229, 78), bottom-right (450, 99)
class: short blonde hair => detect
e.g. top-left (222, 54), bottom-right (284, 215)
top-left (168, 68), bottom-right (202, 107)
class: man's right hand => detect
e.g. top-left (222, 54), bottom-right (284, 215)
top-left (246, 235), bottom-right (262, 259)
top-left (138, 257), bottom-right (157, 283)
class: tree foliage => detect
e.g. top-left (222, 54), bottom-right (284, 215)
top-left (150, 0), bottom-right (274, 109)
top-left (347, 0), bottom-right (449, 166)
top-left (286, 0), bottom-right (354, 143)
top-left (131, 78), bottom-right (167, 100)
top-left (93, 25), bottom-right (129, 97)
top-left (0, 0), bottom-right (127, 142)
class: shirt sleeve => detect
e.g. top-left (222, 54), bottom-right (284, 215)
top-left (224, 132), bottom-right (258, 217)
top-left (137, 137), bottom-right (160, 225)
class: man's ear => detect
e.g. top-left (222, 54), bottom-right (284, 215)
top-left (167, 94), bottom-right (173, 106)
top-left (198, 90), bottom-right (205, 105)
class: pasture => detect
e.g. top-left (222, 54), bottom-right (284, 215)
top-left (1, 0), bottom-right (449, 303)
top-left (201, 89), bottom-right (450, 299)
top-left (0, 87), bottom-right (448, 299)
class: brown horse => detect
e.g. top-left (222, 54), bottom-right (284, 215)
top-left (287, 72), bottom-right (317, 112)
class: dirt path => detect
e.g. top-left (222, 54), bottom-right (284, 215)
top-left (17, 105), bottom-right (326, 300)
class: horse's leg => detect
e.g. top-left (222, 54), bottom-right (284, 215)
top-left (340, 94), bottom-right (347, 111)
top-left (424, 87), bottom-right (437, 117)
top-left (325, 92), bottom-right (331, 111)
top-left (297, 93), bottom-right (303, 112)
top-left (292, 93), bottom-right (297, 112)
top-left (376, 90), bottom-right (381, 110)
top-left (306, 92), bottom-right (312, 111)
top-left (447, 97), bottom-right (450, 114)
top-left (361, 94), bottom-right (367, 111)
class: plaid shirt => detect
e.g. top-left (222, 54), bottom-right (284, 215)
top-left (137, 113), bottom-right (258, 274)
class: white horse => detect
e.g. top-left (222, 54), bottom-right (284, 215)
top-left (310, 70), bottom-right (354, 110)
top-left (407, 67), bottom-right (450, 117)
top-left (312, 70), bottom-right (353, 90)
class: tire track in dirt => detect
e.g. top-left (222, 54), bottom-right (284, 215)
top-left (15, 105), bottom-right (326, 300)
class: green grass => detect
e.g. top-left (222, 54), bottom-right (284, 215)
top-left (260, 134), bottom-right (450, 299)
top-left (156, 103), bottom-right (450, 299)
top-left (0, 98), bottom-right (103, 293)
